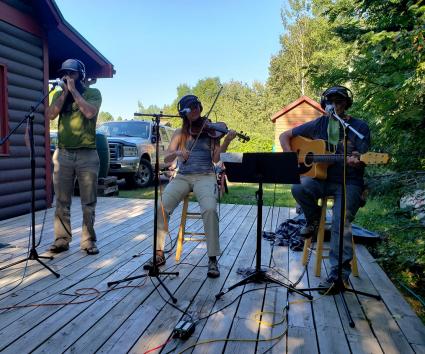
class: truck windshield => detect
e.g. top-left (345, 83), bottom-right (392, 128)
top-left (98, 121), bottom-right (150, 138)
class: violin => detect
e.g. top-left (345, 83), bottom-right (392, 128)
top-left (189, 117), bottom-right (250, 143)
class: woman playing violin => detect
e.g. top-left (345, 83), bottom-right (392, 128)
top-left (143, 94), bottom-right (237, 278)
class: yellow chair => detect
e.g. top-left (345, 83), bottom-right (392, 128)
top-left (302, 196), bottom-right (359, 277)
top-left (175, 193), bottom-right (207, 262)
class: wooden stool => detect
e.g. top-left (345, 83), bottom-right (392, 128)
top-left (302, 196), bottom-right (359, 277)
top-left (175, 193), bottom-right (207, 262)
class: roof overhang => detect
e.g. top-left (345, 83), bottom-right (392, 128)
top-left (34, 0), bottom-right (115, 79)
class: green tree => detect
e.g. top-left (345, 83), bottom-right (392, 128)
top-left (268, 0), bottom-right (321, 109)
top-left (97, 111), bottom-right (114, 126)
top-left (318, 0), bottom-right (425, 170)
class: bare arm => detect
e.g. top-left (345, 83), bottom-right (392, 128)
top-left (67, 77), bottom-right (98, 119)
top-left (164, 129), bottom-right (189, 164)
top-left (213, 130), bottom-right (237, 163)
top-left (279, 129), bottom-right (294, 152)
top-left (46, 88), bottom-right (68, 120)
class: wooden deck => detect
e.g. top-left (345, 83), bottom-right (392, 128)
top-left (0, 197), bottom-right (424, 354)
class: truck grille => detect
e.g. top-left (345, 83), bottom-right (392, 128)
top-left (108, 142), bottom-right (122, 160)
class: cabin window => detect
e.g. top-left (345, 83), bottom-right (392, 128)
top-left (0, 64), bottom-right (8, 155)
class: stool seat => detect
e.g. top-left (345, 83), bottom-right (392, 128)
top-left (302, 196), bottom-right (359, 277)
top-left (175, 193), bottom-right (206, 262)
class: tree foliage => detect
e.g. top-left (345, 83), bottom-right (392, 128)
top-left (312, 0), bottom-right (425, 171)
top-left (97, 111), bottom-right (114, 126)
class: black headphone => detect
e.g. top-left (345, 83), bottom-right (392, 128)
top-left (177, 94), bottom-right (203, 118)
top-left (320, 85), bottom-right (353, 109)
top-left (58, 59), bottom-right (86, 81)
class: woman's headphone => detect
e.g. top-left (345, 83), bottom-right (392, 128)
top-left (320, 85), bottom-right (353, 109)
top-left (177, 94), bottom-right (203, 118)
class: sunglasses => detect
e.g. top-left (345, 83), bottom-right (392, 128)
top-left (188, 103), bottom-right (200, 110)
top-left (330, 98), bottom-right (347, 104)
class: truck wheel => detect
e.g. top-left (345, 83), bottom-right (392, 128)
top-left (126, 158), bottom-right (153, 188)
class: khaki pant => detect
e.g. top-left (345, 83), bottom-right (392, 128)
top-left (53, 148), bottom-right (99, 249)
top-left (157, 173), bottom-right (220, 257)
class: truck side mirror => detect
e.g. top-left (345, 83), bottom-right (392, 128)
top-left (151, 136), bottom-right (157, 144)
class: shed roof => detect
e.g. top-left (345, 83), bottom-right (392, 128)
top-left (271, 95), bottom-right (324, 123)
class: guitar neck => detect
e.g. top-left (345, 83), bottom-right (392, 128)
top-left (310, 154), bottom-right (344, 163)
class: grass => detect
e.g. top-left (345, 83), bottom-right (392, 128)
top-left (118, 181), bottom-right (297, 207)
top-left (117, 180), bottom-right (425, 323)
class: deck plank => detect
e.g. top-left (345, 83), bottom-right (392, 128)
top-left (127, 204), bottom-right (246, 354)
top-left (356, 245), bottom-right (425, 348)
top-left (58, 203), bottom-right (237, 354)
top-left (0, 199), bottom-right (423, 354)
top-left (255, 206), bottom-right (290, 354)
top-left (306, 241), bottom-right (351, 354)
top-left (286, 208), bottom-right (319, 354)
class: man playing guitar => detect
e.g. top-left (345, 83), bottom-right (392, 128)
top-left (279, 85), bottom-right (371, 294)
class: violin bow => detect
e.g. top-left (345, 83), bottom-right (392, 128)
top-left (186, 86), bottom-right (224, 161)
top-left (204, 85), bottom-right (224, 121)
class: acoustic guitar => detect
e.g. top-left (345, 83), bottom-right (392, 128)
top-left (291, 136), bottom-right (390, 179)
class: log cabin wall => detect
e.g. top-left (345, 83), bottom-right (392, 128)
top-left (0, 17), bottom-right (47, 220)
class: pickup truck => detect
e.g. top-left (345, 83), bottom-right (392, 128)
top-left (97, 120), bottom-right (175, 187)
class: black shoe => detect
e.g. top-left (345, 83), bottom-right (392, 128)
top-left (300, 221), bottom-right (319, 239)
top-left (318, 278), bottom-right (349, 295)
top-left (49, 244), bottom-right (69, 253)
top-left (207, 259), bottom-right (220, 278)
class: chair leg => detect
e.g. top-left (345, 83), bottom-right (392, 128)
top-left (351, 238), bottom-right (359, 277)
top-left (315, 198), bottom-right (327, 277)
top-left (302, 238), bottom-right (311, 265)
top-left (175, 197), bottom-right (189, 262)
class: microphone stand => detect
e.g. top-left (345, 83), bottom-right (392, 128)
top-left (0, 84), bottom-right (60, 277)
top-left (107, 111), bottom-right (180, 303)
top-left (296, 110), bottom-right (380, 328)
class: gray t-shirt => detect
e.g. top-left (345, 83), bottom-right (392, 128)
top-left (178, 135), bottom-right (215, 175)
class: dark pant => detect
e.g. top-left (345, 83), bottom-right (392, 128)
top-left (292, 177), bottom-right (363, 280)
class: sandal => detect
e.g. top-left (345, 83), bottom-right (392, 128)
top-left (83, 246), bottom-right (99, 255)
top-left (49, 244), bottom-right (69, 253)
top-left (143, 254), bottom-right (166, 270)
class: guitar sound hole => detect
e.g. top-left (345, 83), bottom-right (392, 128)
top-left (305, 152), bottom-right (314, 166)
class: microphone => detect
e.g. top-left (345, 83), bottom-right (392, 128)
top-left (325, 103), bottom-right (335, 115)
top-left (48, 79), bottom-right (66, 87)
top-left (179, 108), bottom-right (191, 116)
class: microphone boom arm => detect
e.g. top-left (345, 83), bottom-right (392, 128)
top-left (329, 110), bottom-right (365, 140)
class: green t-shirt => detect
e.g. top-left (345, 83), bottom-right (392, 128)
top-left (52, 87), bottom-right (102, 149)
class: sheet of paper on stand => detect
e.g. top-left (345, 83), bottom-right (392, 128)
top-left (220, 152), bottom-right (243, 163)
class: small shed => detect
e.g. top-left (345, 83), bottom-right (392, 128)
top-left (0, 0), bottom-right (114, 221)
top-left (271, 95), bottom-right (325, 151)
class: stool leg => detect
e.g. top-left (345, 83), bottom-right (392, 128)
top-left (315, 199), bottom-right (327, 277)
top-left (351, 238), bottom-right (359, 277)
top-left (176, 197), bottom-right (189, 262)
top-left (302, 238), bottom-right (311, 265)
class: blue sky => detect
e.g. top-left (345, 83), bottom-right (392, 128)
top-left (55, 0), bottom-right (285, 119)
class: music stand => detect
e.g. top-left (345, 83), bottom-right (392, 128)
top-left (215, 152), bottom-right (312, 300)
